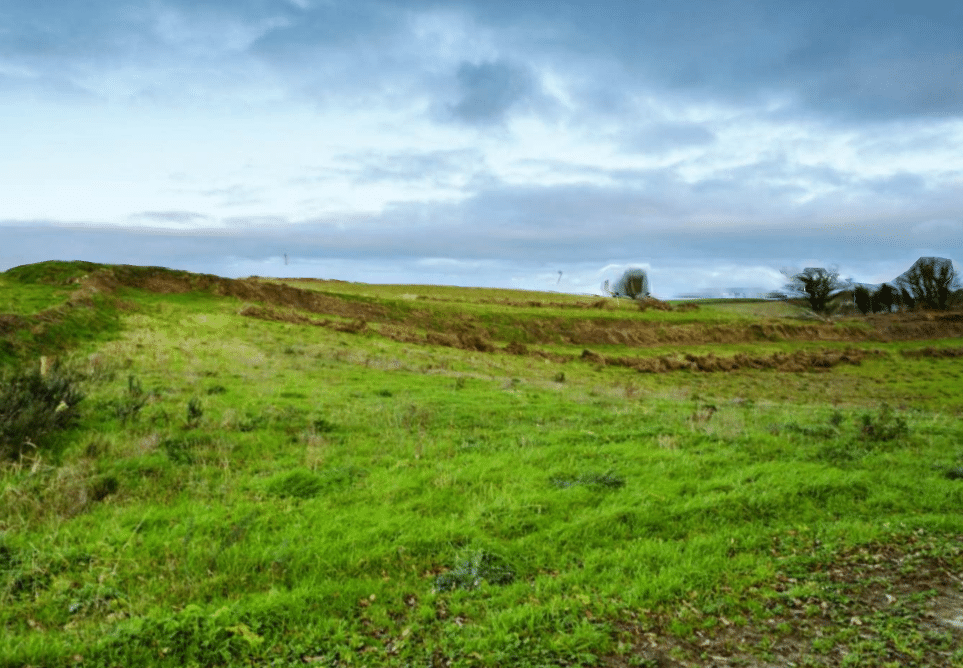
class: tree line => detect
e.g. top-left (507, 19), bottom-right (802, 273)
top-left (786, 257), bottom-right (962, 315)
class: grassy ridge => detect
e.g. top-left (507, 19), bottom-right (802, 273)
top-left (1, 262), bottom-right (963, 667)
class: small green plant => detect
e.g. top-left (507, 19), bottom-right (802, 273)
top-left (434, 549), bottom-right (516, 592)
top-left (859, 403), bottom-right (908, 443)
top-left (0, 362), bottom-right (85, 460)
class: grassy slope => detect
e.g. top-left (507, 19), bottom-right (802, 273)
top-left (1, 262), bottom-right (963, 667)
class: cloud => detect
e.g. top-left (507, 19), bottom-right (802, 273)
top-left (4, 0), bottom-right (962, 127)
top-left (197, 185), bottom-right (265, 207)
top-left (344, 148), bottom-right (490, 187)
top-left (620, 122), bottom-right (717, 154)
top-left (461, 0), bottom-right (963, 124)
top-left (444, 59), bottom-right (547, 126)
top-left (128, 211), bottom-right (214, 226)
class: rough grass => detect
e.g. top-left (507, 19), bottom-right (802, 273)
top-left (2, 261), bottom-right (963, 667)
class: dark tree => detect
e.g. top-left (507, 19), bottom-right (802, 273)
top-left (854, 285), bottom-right (871, 314)
top-left (899, 286), bottom-right (915, 311)
top-left (785, 268), bottom-right (849, 314)
top-left (611, 268), bottom-right (650, 299)
top-left (872, 284), bottom-right (896, 313)
top-left (897, 257), bottom-right (959, 310)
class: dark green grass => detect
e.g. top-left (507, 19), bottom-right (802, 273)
top-left (0, 277), bottom-right (77, 315)
top-left (0, 296), bottom-right (122, 370)
top-left (2, 261), bottom-right (107, 286)
top-left (2, 266), bottom-right (963, 667)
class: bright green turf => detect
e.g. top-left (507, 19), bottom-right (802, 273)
top-left (1, 262), bottom-right (962, 667)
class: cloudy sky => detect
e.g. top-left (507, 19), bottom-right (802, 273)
top-left (2, 0), bottom-right (962, 297)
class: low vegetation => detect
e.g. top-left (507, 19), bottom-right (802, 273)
top-left (2, 261), bottom-right (963, 667)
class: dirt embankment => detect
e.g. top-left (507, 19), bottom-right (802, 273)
top-left (82, 266), bottom-right (389, 321)
top-left (61, 268), bottom-right (963, 349)
top-left (587, 347), bottom-right (881, 373)
top-left (6, 266), bottom-right (963, 372)
top-left (238, 304), bottom-right (881, 374)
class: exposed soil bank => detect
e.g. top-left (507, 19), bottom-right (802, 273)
top-left (4, 266), bottom-right (963, 369)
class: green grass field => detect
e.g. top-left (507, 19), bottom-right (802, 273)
top-left (2, 261), bottom-right (963, 667)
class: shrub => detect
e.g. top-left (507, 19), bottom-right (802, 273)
top-left (0, 362), bottom-right (85, 461)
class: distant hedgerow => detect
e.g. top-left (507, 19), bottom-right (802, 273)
top-left (0, 362), bottom-right (85, 461)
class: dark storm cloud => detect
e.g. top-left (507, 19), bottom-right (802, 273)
top-left (5, 0), bottom-right (962, 124)
top-left (459, 0), bottom-right (963, 123)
